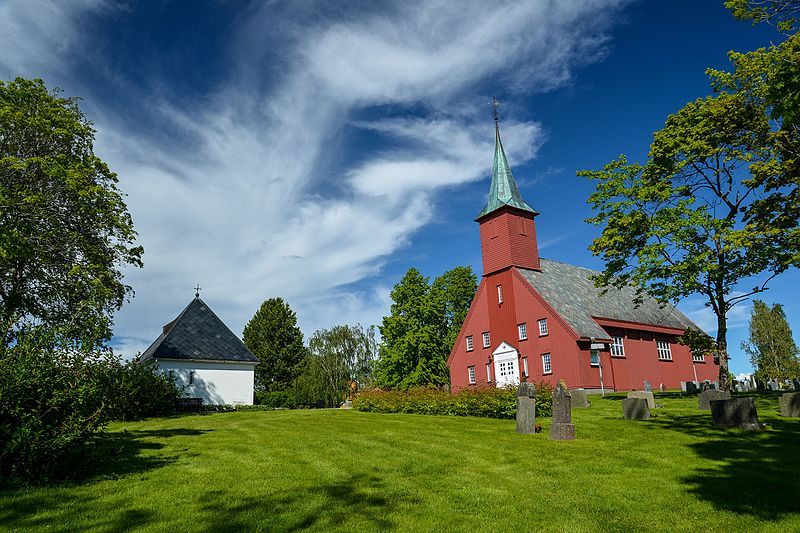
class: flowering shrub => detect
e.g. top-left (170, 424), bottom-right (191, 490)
top-left (353, 382), bottom-right (553, 419)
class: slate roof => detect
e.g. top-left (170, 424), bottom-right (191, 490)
top-left (517, 259), bottom-right (699, 340)
top-left (476, 125), bottom-right (538, 219)
top-left (141, 297), bottom-right (258, 364)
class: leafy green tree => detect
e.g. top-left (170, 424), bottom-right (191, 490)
top-left (726, 0), bottom-right (799, 32)
top-left (295, 324), bottom-right (378, 407)
top-left (430, 266), bottom-right (478, 353)
top-left (742, 300), bottom-right (800, 380)
top-left (376, 268), bottom-right (448, 389)
top-left (579, 38), bottom-right (799, 389)
top-left (243, 298), bottom-right (307, 392)
top-left (0, 78), bottom-right (143, 348)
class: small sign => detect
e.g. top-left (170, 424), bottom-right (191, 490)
top-left (590, 343), bottom-right (606, 350)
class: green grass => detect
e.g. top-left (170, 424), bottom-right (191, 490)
top-left (1, 393), bottom-right (798, 532)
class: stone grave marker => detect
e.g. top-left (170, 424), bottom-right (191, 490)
top-left (643, 380), bottom-right (652, 393)
top-left (659, 383), bottom-right (666, 392)
top-left (698, 389), bottom-right (731, 410)
top-left (711, 381), bottom-right (719, 390)
top-left (779, 392), bottom-right (800, 417)
top-left (680, 381), bottom-right (687, 392)
top-left (685, 381), bottom-right (698, 394)
top-left (710, 398), bottom-right (762, 430)
top-left (627, 390), bottom-right (655, 409)
top-left (516, 382), bottom-right (537, 434)
top-left (569, 388), bottom-right (590, 408)
top-left (622, 397), bottom-right (650, 420)
top-left (550, 381), bottom-right (575, 440)
top-left (769, 380), bottom-right (779, 391)
top-left (793, 378), bottom-right (800, 391)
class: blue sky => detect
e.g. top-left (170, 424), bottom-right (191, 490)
top-left (1, 0), bottom-right (797, 375)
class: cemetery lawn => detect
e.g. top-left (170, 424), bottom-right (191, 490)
top-left (2, 394), bottom-right (799, 532)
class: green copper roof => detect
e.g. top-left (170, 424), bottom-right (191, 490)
top-left (476, 125), bottom-right (538, 219)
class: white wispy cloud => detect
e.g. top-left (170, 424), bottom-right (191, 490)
top-left (0, 0), bottom-right (629, 356)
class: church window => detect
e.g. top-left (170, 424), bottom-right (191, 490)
top-left (590, 350), bottom-right (600, 367)
top-left (518, 323), bottom-right (527, 340)
top-left (497, 285), bottom-right (503, 304)
top-left (657, 341), bottom-right (672, 361)
top-left (482, 331), bottom-right (490, 348)
top-left (466, 336), bottom-right (474, 352)
top-left (538, 318), bottom-right (548, 336)
top-left (542, 353), bottom-right (551, 374)
top-left (522, 356), bottom-right (529, 377)
top-left (486, 363), bottom-right (492, 382)
top-left (468, 366), bottom-right (476, 384)
top-left (611, 336), bottom-right (625, 357)
top-left (692, 352), bottom-right (704, 363)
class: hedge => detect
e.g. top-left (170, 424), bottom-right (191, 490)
top-left (353, 382), bottom-right (553, 419)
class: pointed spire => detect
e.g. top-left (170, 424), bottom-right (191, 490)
top-left (477, 102), bottom-right (538, 219)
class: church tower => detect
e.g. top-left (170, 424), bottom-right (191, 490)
top-left (475, 118), bottom-right (541, 275)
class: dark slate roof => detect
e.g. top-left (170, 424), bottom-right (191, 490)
top-left (517, 259), bottom-right (699, 340)
top-left (141, 297), bottom-right (259, 364)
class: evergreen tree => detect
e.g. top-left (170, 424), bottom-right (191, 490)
top-left (243, 298), bottom-right (307, 391)
top-left (742, 300), bottom-right (800, 380)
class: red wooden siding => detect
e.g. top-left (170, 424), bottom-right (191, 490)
top-left (478, 208), bottom-right (540, 275)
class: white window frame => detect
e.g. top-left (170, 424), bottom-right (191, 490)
top-left (522, 356), bottom-right (528, 377)
top-left (482, 331), bottom-right (490, 348)
top-left (542, 353), bottom-right (551, 374)
top-left (590, 349), bottom-right (600, 367)
top-left (486, 363), bottom-right (492, 382)
top-left (468, 365), bottom-right (476, 384)
top-left (497, 285), bottom-right (503, 304)
top-left (692, 352), bottom-right (704, 363)
top-left (611, 336), bottom-right (625, 357)
top-left (518, 323), bottom-right (527, 340)
top-left (657, 340), bottom-right (672, 361)
top-left (466, 335), bottom-right (474, 352)
top-left (538, 318), bottom-right (548, 336)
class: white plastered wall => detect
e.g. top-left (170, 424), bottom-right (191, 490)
top-left (156, 359), bottom-right (255, 405)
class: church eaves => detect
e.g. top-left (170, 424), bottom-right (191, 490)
top-left (476, 124), bottom-right (538, 220)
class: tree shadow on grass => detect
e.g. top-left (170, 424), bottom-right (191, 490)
top-left (647, 411), bottom-right (800, 520)
top-left (196, 472), bottom-right (419, 532)
top-left (0, 428), bottom-right (211, 530)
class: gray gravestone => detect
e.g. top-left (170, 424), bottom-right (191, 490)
top-left (622, 397), bottom-right (650, 420)
top-left (685, 381), bottom-right (698, 394)
top-left (734, 382), bottom-right (742, 393)
top-left (793, 378), bottom-right (800, 391)
top-left (569, 388), bottom-right (590, 408)
top-left (643, 380), bottom-right (652, 393)
top-left (779, 392), bottom-right (800, 417)
top-left (550, 381), bottom-right (575, 440)
top-left (711, 381), bottom-right (719, 390)
top-left (516, 383), bottom-right (537, 434)
top-left (769, 380), bottom-right (779, 391)
top-left (710, 398), bottom-right (762, 430)
top-left (698, 389), bottom-right (731, 410)
top-left (627, 390), bottom-right (655, 409)
top-left (659, 383), bottom-right (666, 392)
top-left (757, 380), bottom-right (765, 391)
top-left (680, 381), bottom-right (687, 392)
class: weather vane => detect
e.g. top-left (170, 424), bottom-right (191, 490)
top-left (194, 283), bottom-right (202, 298)
top-left (491, 96), bottom-right (501, 127)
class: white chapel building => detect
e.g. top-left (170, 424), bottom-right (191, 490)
top-left (141, 295), bottom-right (258, 405)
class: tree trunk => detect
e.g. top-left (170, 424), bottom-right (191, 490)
top-left (717, 312), bottom-right (730, 391)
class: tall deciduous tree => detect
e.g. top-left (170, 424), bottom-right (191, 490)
top-left (579, 29), bottom-right (799, 390)
top-left (376, 266), bottom-right (476, 389)
top-left (295, 324), bottom-right (378, 407)
top-left (243, 298), bottom-right (307, 391)
top-left (742, 300), bottom-right (800, 380)
top-left (0, 78), bottom-right (143, 347)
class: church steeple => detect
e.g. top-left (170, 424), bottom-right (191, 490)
top-left (476, 108), bottom-right (538, 220)
top-left (475, 103), bottom-right (541, 274)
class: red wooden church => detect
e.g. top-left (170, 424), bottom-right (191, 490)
top-left (447, 121), bottom-right (719, 392)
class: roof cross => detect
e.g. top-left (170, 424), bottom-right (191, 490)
top-left (194, 283), bottom-right (202, 298)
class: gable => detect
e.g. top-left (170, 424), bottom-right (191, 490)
top-left (142, 298), bottom-right (259, 364)
top-left (516, 259), bottom-right (699, 339)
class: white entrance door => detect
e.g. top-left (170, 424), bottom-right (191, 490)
top-left (493, 342), bottom-right (520, 388)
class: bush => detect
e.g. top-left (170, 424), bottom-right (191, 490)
top-left (353, 382), bottom-right (553, 419)
top-left (99, 357), bottom-right (184, 421)
top-left (0, 330), bottom-right (108, 482)
top-left (255, 390), bottom-right (296, 409)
